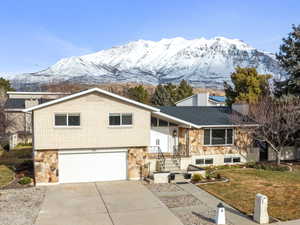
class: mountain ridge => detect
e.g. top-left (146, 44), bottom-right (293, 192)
top-left (11, 36), bottom-right (284, 90)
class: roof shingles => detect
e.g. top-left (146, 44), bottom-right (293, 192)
top-left (158, 106), bottom-right (235, 126)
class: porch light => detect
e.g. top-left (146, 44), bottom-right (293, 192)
top-left (172, 129), bottom-right (178, 137)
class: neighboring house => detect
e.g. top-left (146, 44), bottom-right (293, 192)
top-left (4, 91), bottom-right (67, 149)
top-left (24, 87), bottom-right (259, 185)
top-left (176, 92), bottom-right (226, 106)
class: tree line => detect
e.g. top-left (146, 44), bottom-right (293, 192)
top-left (224, 24), bottom-right (300, 165)
top-left (127, 80), bottom-right (193, 106)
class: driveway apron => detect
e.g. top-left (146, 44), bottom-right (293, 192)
top-left (35, 181), bottom-right (183, 225)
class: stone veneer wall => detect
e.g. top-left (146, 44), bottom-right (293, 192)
top-left (127, 147), bottom-right (148, 180)
top-left (35, 150), bottom-right (58, 184)
top-left (179, 128), bottom-right (252, 156)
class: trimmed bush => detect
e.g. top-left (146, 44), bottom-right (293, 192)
top-left (18, 176), bottom-right (32, 185)
top-left (191, 173), bottom-right (203, 182)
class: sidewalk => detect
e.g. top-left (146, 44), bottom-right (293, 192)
top-left (274, 220), bottom-right (300, 225)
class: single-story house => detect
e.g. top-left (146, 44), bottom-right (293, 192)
top-left (24, 88), bottom-right (258, 185)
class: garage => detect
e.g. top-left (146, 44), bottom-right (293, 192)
top-left (58, 150), bottom-right (127, 183)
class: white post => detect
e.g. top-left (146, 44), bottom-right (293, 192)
top-left (254, 194), bottom-right (269, 224)
top-left (215, 203), bottom-right (226, 225)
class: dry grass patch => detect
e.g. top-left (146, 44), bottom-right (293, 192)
top-left (200, 168), bottom-right (300, 221)
top-left (0, 165), bottom-right (14, 188)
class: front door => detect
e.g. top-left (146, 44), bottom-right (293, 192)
top-left (150, 127), bottom-right (169, 153)
top-left (169, 127), bottom-right (179, 153)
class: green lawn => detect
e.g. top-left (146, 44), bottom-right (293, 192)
top-left (200, 168), bottom-right (300, 221)
top-left (0, 165), bottom-right (14, 187)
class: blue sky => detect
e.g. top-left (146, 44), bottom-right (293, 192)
top-left (0, 0), bottom-right (299, 74)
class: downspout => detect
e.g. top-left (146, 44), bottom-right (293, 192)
top-left (31, 111), bottom-right (36, 186)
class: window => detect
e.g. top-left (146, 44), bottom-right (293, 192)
top-left (151, 117), bottom-right (158, 127)
top-left (227, 129), bottom-right (233, 144)
top-left (195, 158), bottom-right (213, 165)
top-left (224, 156), bottom-right (241, 164)
top-left (150, 117), bottom-right (178, 127)
top-left (122, 113), bottom-right (132, 125)
top-left (55, 114), bottom-right (67, 126)
top-left (158, 119), bottom-right (168, 127)
top-left (55, 113), bottom-right (80, 127)
top-left (205, 158), bottom-right (214, 165)
top-left (68, 114), bottom-right (80, 126)
top-left (204, 129), bottom-right (210, 145)
top-left (195, 159), bottom-right (204, 165)
top-left (224, 157), bottom-right (232, 163)
top-left (233, 157), bottom-right (241, 163)
top-left (203, 128), bottom-right (234, 145)
top-left (109, 113), bottom-right (133, 126)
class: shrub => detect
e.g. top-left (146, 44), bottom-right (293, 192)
top-left (18, 176), bottom-right (32, 185)
top-left (191, 173), bottom-right (203, 182)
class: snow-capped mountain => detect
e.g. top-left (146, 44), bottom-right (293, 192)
top-left (11, 37), bottom-right (283, 89)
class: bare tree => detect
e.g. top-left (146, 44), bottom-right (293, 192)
top-left (233, 96), bottom-right (300, 165)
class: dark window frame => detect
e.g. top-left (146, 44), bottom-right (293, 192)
top-left (109, 113), bottom-right (133, 126)
top-left (195, 158), bottom-right (214, 165)
top-left (54, 113), bottom-right (80, 127)
top-left (203, 128), bottom-right (234, 146)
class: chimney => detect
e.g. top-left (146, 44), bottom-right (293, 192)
top-left (197, 92), bottom-right (209, 106)
top-left (232, 103), bottom-right (249, 115)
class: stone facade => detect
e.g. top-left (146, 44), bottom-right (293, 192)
top-left (127, 147), bottom-right (148, 180)
top-left (34, 150), bottom-right (58, 184)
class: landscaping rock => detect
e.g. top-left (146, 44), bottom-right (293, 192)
top-left (0, 187), bottom-right (46, 225)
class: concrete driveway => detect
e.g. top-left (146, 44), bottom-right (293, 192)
top-left (35, 181), bottom-right (183, 225)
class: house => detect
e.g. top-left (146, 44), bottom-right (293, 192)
top-left (176, 92), bottom-right (226, 106)
top-left (4, 91), bottom-right (68, 148)
top-left (23, 88), bottom-right (258, 185)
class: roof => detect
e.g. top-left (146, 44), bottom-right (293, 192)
top-left (7, 91), bottom-right (67, 95)
top-left (5, 98), bottom-right (53, 110)
top-left (5, 98), bottom-right (25, 109)
top-left (158, 106), bottom-right (253, 127)
top-left (23, 88), bottom-right (159, 112)
top-left (209, 96), bottom-right (226, 103)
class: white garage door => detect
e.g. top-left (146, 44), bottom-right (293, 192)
top-left (59, 150), bottom-right (127, 183)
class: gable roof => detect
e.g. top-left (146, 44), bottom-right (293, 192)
top-left (158, 106), bottom-right (255, 127)
top-left (23, 88), bottom-right (159, 112)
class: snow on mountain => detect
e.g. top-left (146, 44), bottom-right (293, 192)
top-left (11, 37), bottom-right (284, 89)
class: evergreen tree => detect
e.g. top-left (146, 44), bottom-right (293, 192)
top-left (275, 24), bottom-right (300, 97)
top-left (0, 77), bottom-right (14, 93)
top-left (176, 80), bottom-right (193, 101)
top-left (164, 83), bottom-right (178, 104)
top-left (151, 84), bottom-right (173, 106)
top-left (224, 67), bottom-right (271, 106)
top-left (127, 85), bottom-right (149, 104)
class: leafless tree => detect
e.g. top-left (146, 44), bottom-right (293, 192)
top-left (232, 96), bottom-right (300, 165)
